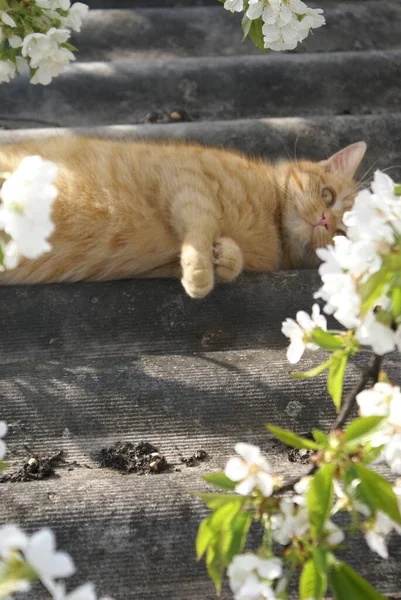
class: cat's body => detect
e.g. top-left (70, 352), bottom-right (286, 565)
top-left (0, 137), bottom-right (367, 297)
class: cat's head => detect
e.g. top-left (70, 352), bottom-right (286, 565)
top-left (281, 141), bottom-right (367, 267)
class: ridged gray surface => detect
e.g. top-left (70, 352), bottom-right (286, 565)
top-left (2, 1), bottom-right (401, 599)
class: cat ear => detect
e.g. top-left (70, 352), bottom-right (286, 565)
top-left (320, 141), bottom-right (367, 178)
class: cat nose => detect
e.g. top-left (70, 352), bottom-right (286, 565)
top-left (314, 214), bottom-right (329, 229)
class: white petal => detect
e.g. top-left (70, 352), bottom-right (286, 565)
top-left (225, 457), bottom-right (248, 482)
top-left (287, 339), bottom-right (305, 364)
top-left (257, 472), bottom-right (274, 497)
top-left (235, 475), bottom-right (257, 496)
top-left (235, 442), bottom-right (261, 463)
top-left (0, 421), bottom-right (7, 437)
top-left (365, 530), bottom-right (389, 559)
top-left (257, 557), bottom-right (282, 580)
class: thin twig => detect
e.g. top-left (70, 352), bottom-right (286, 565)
top-left (274, 354), bottom-right (382, 496)
top-left (332, 354), bottom-right (383, 430)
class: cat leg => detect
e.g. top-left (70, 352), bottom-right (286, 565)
top-left (172, 188), bottom-right (220, 299)
top-left (213, 237), bottom-right (244, 283)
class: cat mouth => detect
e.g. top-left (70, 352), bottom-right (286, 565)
top-left (303, 214), bottom-right (329, 231)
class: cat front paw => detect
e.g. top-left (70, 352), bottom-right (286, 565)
top-left (213, 237), bottom-right (243, 283)
top-left (181, 245), bottom-right (214, 299)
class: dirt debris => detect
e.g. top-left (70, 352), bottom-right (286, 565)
top-left (0, 448), bottom-right (64, 482)
top-left (99, 441), bottom-right (168, 475)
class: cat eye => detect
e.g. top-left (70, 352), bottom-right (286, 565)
top-left (321, 187), bottom-right (336, 207)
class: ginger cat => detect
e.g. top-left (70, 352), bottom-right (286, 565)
top-left (0, 137), bottom-right (367, 298)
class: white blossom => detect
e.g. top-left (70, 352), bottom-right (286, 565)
top-left (224, 0), bottom-right (244, 12)
top-left (271, 498), bottom-right (309, 545)
top-left (365, 511), bottom-right (396, 559)
top-left (0, 59), bottom-right (16, 83)
top-left (0, 524), bottom-right (28, 560)
top-left (61, 2), bottom-right (89, 32)
top-left (0, 420), bottom-right (7, 459)
top-left (0, 155), bottom-right (57, 265)
top-left (225, 443), bottom-right (274, 496)
top-left (24, 528), bottom-right (75, 594)
top-left (281, 303), bottom-right (327, 363)
top-left (325, 521), bottom-right (345, 546)
top-left (246, 0), bottom-right (325, 51)
top-left (21, 28), bottom-right (75, 85)
top-left (356, 312), bottom-right (396, 356)
top-left (228, 554), bottom-right (282, 600)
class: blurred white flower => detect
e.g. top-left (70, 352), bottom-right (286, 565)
top-left (0, 420), bottom-right (7, 459)
top-left (0, 59), bottom-right (16, 83)
top-left (271, 499), bottom-right (309, 545)
top-left (0, 524), bottom-right (28, 559)
top-left (365, 511), bottom-right (395, 559)
top-left (24, 528), bottom-right (75, 594)
top-left (0, 155), bottom-right (57, 265)
top-left (228, 554), bottom-right (282, 600)
top-left (225, 443), bottom-right (274, 496)
top-left (356, 312), bottom-right (396, 356)
top-left (282, 303), bottom-right (327, 363)
top-left (224, 0), bottom-right (244, 12)
top-left (61, 2), bottom-right (89, 32)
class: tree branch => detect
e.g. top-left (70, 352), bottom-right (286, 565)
top-left (274, 353), bottom-right (383, 496)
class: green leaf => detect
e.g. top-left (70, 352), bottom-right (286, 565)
top-left (0, 460), bottom-right (9, 471)
top-left (225, 510), bottom-right (253, 563)
top-left (248, 18), bottom-right (265, 52)
top-left (310, 329), bottom-right (344, 351)
top-left (267, 424), bottom-right (320, 450)
top-left (328, 351), bottom-right (348, 411)
top-left (329, 561), bottom-right (387, 600)
top-left (307, 464), bottom-right (335, 536)
top-left (192, 492), bottom-right (245, 511)
top-left (196, 517), bottom-right (214, 560)
top-left (344, 417), bottom-right (385, 446)
top-left (292, 359), bottom-right (332, 379)
top-left (300, 558), bottom-right (327, 600)
top-left (394, 184), bottom-right (401, 196)
top-left (241, 13), bottom-right (252, 40)
top-left (203, 473), bottom-right (236, 490)
top-left (312, 429), bottom-right (329, 446)
top-left (384, 254), bottom-right (401, 272)
top-left (206, 537), bottom-right (225, 594)
top-left (354, 463), bottom-right (401, 525)
top-left (392, 287), bottom-right (401, 320)
top-left (205, 499), bottom-right (247, 593)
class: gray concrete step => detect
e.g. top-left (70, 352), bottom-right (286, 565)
top-left (2, 273), bottom-right (401, 599)
top-left (2, 51), bottom-right (401, 127)
top-left (0, 114), bottom-right (400, 180)
top-left (72, 2), bottom-right (401, 62)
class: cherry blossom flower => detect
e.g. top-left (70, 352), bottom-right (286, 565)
top-left (228, 554), bottom-right (282, 600)
top-left (0, 155), bottom-right (58, 265)
top-left (225, 443), bottom-right (274, 496)
top-left (224, 0), bottom-right (244, 12)
top-left (281, 303), bottom-right (327, 364)
top-left (270, 499), bottom-right (309, 545)
top-left (245, 0), bottom-right (325, 51)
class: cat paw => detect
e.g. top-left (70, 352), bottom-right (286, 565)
top-left (181, 245), bottom-right (214, 299)
top-left (213, 237), bottom-right (243, 282)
